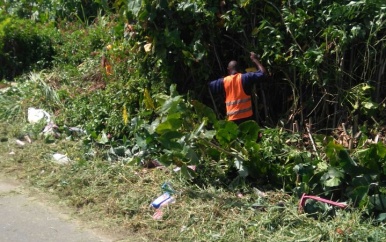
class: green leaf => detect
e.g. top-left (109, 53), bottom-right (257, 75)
top-left (158, 131), bottom-right (184, 150)
top-left (159, 139), bottom-right (182, 150)
top-left (251, 27), bottom-right (259, 36)
top-left (369, 194), bottom-right (386, 212)
top-left (362, 101), bottom-right (377, 110)
top-left (189, 120), bottom-right (206, 140)
top-left (144, 88), bottom-right (155, 110)
top-left (158, 154), bottom-right (174, 166)
top-left (167, 112), bottom-right (182, 120)
top-left (325, 177), bottom-right (341, 187)
top-left (159, 130), bottom-right (184, 140)
top-left (293, 163), bottom-right (314, 176)
top-left (184, 146), bottom-right (199, 164)
top-left (180, 165), bottom-right (196, 179)
top-left (127, 0), bottom-right (142, 16)
top-left (361, 84), bottom-right (372, 91)
top-left (158, 96), bottom-right (184, 114)
top-left (325, 141), bottom-right (343, 159)
top-left (156, 118), bottom-right (183, 134)
top-left (238, 120), bottom-right (259, 142)
top-left (97, 131), bottom-right (109, 144)
top-left (147, 118), bottom-right (160, 134)
top-left (182, 50), bottom-right (194, 59)
top-left (191, 100), bottom-right (217, 124)
top-left (199, 130), bottom-right (216, 140)
top-left (326, 141), bottom-right (357, 169)
top-left (338, 149), bottom-right (357, 167)
top-left (214, 120), bottom-right (239, 146)
top-left (193, 40), bottom-right (206, 61)
top-left (135, 135), bottom-right (145, 149)
top-left (377, 142), bottom-right (386, 158)
top-left (304, 199), bottom-right (330, 215)
top-left (376, 213), bottom-right (386, 222)
top-left (321, 167), bottom-right (344, 187)
top-left (347, 185), bottom-right (369, 207)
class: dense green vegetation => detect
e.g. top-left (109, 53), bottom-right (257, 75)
top-left (1, 1), bottom-right (386, 237)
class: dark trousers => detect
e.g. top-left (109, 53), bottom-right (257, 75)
top-left (232, 116), bottom-right (254, 125)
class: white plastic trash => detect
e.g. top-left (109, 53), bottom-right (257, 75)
top-left (52, 153), bottom-right (70, 165)
top-left (151, 193), bottom-right (175, 209)
top-left (15, 139), bottom-right (25, 146)
top-left (27, 107), bottom-right (51, 124)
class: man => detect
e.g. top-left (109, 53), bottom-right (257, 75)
top-left (209, 52), bottom-right (267, 125)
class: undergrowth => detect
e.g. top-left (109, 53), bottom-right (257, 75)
top-left (1, 122), bottom-right (386, 241)
top-left (1, 2), bottom-right (386, 241)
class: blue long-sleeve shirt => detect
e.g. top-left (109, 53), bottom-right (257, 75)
top-left (209, 71), bottom-right (266, 96)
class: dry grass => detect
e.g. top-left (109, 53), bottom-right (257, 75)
top-left (1, 122), bottom-right (386, 241)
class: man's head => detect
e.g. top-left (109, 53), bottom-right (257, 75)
top-left (227, 60), bottom-right (238, 75)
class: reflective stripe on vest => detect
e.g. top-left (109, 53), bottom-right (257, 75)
top-left (223, 73), bottom-right (253, 121)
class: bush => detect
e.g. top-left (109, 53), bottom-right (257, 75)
top-left (0, 17), bottom-right (55, 80)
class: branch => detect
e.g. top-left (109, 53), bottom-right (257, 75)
top-left (264, 0), bottom-right (304, 53)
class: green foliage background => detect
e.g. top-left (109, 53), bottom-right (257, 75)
top-left (1, 0), bottom-right (386, 218)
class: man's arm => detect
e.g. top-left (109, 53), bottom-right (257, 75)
top-left (241, 52), bottom-right (267, 95)
top-left (250, 52), bottom-right (266, 74)
top-left (209, 78), bottom-right (225, 95)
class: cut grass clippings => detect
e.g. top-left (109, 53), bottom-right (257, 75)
top-left (0, 122), bottom-right (386, 241)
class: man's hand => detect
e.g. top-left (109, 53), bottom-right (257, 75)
top-left (250, 52), bottom-right (266, 74)
top-left (250, 52), bottom-right (260, 60)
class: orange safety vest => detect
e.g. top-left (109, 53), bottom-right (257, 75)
top-left (223, 73), bottom-right (253, 121)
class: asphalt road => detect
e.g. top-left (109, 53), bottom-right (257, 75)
top-left (0, 175), bottom-right (115, 242)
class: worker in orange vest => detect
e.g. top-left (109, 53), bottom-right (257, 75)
top-left (209, 52), bottom-right (267, 125)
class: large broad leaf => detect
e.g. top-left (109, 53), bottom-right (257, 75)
top-left (191, 100), bottom-right (217, 124)
top-left (244, 141), bottom-right (260, 159)
top-left (338, 149), bottom-right (357, 169)
top-left (348, 186), bottom-right (369, 208)
top-left (158, 131), bottom-right (184, 150)
top-left (293, 163), bottom-right (315, 176)
top-left (158, 153), bottom-right (174, 166)
top-left (127, 0), bottom-right (142, 16)
top-left (135, 131), bottom-right (153, 150)
top-left (155, 118), bottom-right (183, 134)
top-left (304, 199), bottom-right (330, 216)
top-left (325, 141), bottom-right (357, 171)
top-left (214, 120), bottom-right (239, 147)
top-left (238, 120), bottom-right (259, 142)
top-left (324, 177), bottom-right (341, 187)
top-left (347, 175), bottom-right (372, 207)
top-left (158, 95), bottom-right (185, 115)
top-left (325, 141), bottom-right (342, 164)
top-left (321, 167), bottom-right (344, 187)
top-left (183, 146), bottom-right (199, 164)
top-left (357, 144), bottom-right (384, 174)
